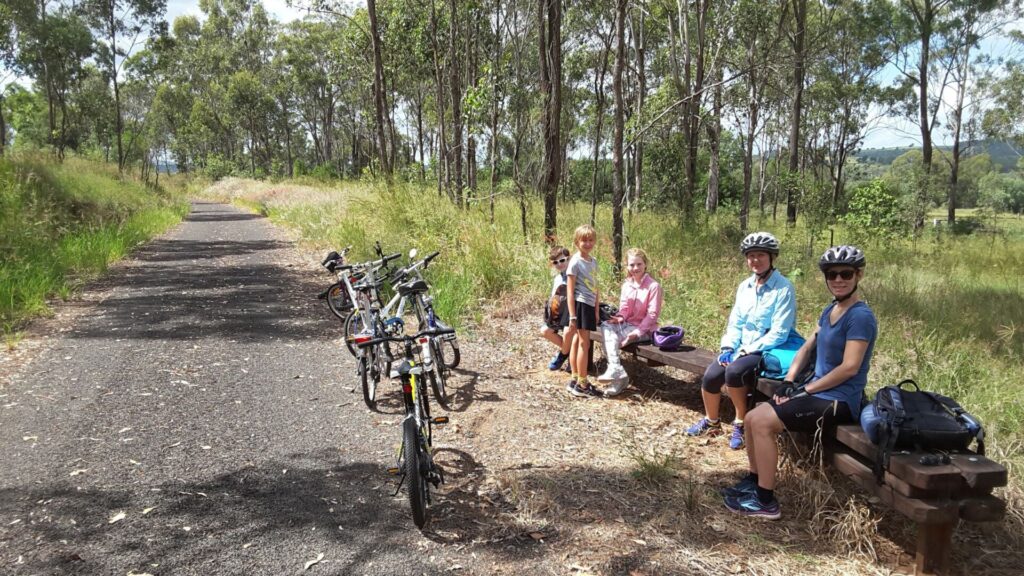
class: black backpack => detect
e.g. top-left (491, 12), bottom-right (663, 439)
top-left (870, 379), bottom-right (985, 483)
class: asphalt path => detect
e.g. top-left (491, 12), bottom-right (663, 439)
top-left (0, 202), bottom-right (458, 575)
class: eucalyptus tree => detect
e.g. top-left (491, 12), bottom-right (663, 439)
top-left (723, 0), bottom-right (783, 230)
top-left (941, 1), bottom-right (1021, 224)
top-left (886, 0), bottom-right (1005, 228)
top-left (806, 0), bottom-right (888, 210)
top-left (80, 0), bottom-right (166, 172)
top-left (611, 0), bottom-right (627, 276)
top-left (538, 0), bottom-right (563, 241)
top-left (15, 6), bottom-right (94, 158)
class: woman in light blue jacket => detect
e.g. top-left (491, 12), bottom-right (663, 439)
top-left (685, 232), bottom-right (799, 450)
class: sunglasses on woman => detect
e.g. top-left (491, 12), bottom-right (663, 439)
top-left (824, 269), bottom-right (856, 281)
top-left (551, 257), bottom-right (568, 265)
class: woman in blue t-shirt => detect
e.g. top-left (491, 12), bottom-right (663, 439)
top-left (721, 245), bottom-right (878, 520)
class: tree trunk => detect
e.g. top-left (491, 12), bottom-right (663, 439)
top-left (706, 66), bottom-right (722, 215)
top-left (611, 0), bottom-right (627, 278)
top-left (631, 8), bottom-right (646, 212)
top-left (786, 0), bottom-right (806, 224)
top-left (103, 2), bottom-right (124, 173)
top-left (428, 0), bottom-right (450, 196)
top-left (448, 0), bottom-right (465, 206)
top-left (0, 93), bottom-right (6, 157)
top-left (538, 0), bottom-right (562, 242)
top-left (590, 37), bottom-right (610, 227)
top-left (948, 40), bottom-right (970, 226)
top-left (367, 0), bottom-right (392, 178)
top-left (489, 0), bottom-right (503, 224)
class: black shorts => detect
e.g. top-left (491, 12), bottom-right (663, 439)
top-left (770, 396), bottom-right (853, 433)
top-left (573, 302), bottom-right (598, 331)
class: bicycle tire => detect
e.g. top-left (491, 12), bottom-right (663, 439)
top-left (403, 417), bottom-right (429, 528)
top-left (429, 341), bottom-right (450, 409)
top-left (326, 282), bottom-right (350, 320)
top-left (342, 310), bottom-right (367, 357)
top-left (440, 338), bottom-right (460, 370)
top-left (359, 348), bottom-right (378, 410)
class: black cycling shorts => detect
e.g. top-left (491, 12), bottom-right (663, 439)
top-left (770, 395), bottom-right (853, 433)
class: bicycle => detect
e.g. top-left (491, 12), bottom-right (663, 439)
top-left (356, 327), bottom-right (455, 528)
top-left (342, 249), bottom-right (461, 371)
top-left (318, 246), bottom-right (354, 320)
top-left (345, 254), bottom-right (403, 410)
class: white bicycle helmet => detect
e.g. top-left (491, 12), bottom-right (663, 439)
top-left (740, 232), bottom-right (780, 255)
top-left (818, 245), bottom-right (866, 271)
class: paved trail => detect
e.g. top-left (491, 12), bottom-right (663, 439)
top-left (0, 202), bottom-right (466, 575)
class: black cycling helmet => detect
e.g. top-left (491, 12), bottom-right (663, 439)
top-left (740, 232), bottom-right (780, 255)
top-left (818, 245), bottom-right (866, 271)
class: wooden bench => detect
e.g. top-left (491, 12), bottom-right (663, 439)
top-left (588, 331), bottom-right (1008, 575)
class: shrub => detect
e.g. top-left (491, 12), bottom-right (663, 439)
top-left (841, 179), bottom-right (906, 240)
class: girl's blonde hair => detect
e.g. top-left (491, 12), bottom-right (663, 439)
top-left (573, 224), bottom-right (596, 247)
top-left (626, 247), bottom-right (650, 268)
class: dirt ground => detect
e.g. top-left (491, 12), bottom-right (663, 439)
top-left (4, 202), bottom-right (1022, 576)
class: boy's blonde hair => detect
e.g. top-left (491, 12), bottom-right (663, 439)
top-left (548, 245), bottom-right (569, 261)
top-left (626, 247), bottom-right (650, 268)
top-left (573, 225), bottom-right (596, 247)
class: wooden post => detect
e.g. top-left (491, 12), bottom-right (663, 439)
top-left (915, 521), bottom-right (953, 575)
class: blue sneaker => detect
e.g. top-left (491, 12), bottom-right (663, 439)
top-left (729, 423), bottom-right (745, 450)
top-left (721, 475), bottom-right (758, 498)
top-left (724, 492), bottom-right (781, 520)
top-left (685, 418), bottom-right (723, 437)
top-left (548, 352), bottom-right (568, 371)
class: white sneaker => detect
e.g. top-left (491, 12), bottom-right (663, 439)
top-left (603, 376), bottom-right (630, 396)
top-left (597, 365), bottom-right (627, 383)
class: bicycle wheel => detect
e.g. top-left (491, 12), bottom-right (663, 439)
top-left (403, 417), bottom-right (429, 528)
top-left (343, 310), bottom-right (367, 357)
top-left (438, 337), bottom-right (460, 370)
top-left (326, 282), bottom-right (350, 320)
top-left (359, 348), bottom-right (378, 410)
top-left (429, 341), bottom-right (450, 409)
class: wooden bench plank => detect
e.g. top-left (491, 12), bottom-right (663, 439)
top-left (958, 495), bottom-right (1006, 522)
top-left (836, 425), bottom-right (1007, 495)
top-left (831, 452), bottom-right (959, 524)
top-left (948, 453), bottom-right (1008, 491)
top-left (836, 426), bottom-right (962, 493)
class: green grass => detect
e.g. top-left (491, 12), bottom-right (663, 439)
top-left (234, 179), bottom-right (1024, 493)
top-left (0, 155), bottom-right (188, 334)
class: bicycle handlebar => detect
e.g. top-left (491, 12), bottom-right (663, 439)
top-left (355, 327), bottom-right (457, 349)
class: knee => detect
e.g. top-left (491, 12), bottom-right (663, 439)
top-left (701, 375), bottom-right (724, 394)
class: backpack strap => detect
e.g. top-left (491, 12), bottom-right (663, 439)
top-left (873, 387), bottom-right (905, 484)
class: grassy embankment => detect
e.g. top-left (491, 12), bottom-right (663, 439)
top-left (0, 155), bottom-right (190, 345)
top-left (209, 177), bottom-right (1023, 521)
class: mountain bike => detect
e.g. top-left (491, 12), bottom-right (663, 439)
top-left (342, 248), bottom-right (461, 372)
top-left (357, 327), bottom-right (455, 528)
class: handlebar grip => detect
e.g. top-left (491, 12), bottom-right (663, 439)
top-left (382, 253), bottom-right (402, 264)
top-left (423, 251), bottom-right (440, 265)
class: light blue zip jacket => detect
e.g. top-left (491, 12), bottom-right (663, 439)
top-left (720, 269), bottom-right (797, 353)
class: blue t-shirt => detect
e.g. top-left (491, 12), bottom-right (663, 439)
top-left (811, 301), bottom-right (878, 419)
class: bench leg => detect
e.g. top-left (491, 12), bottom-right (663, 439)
top-left (915, 521), bottom-right (953, 576)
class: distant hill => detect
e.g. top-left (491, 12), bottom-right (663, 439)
top-left (856, 140), bottom-right (1021, 172)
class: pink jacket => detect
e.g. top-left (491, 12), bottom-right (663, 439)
top-left (617, 273), bottom-right (663, 339)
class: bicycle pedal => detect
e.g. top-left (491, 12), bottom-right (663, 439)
top-left (386, 467), bottom-right (402, 476)
top-left (431, 416), bottom-right (449, 425)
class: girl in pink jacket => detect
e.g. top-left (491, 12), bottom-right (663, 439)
top-left (597, 248), bottom-right (663, 396)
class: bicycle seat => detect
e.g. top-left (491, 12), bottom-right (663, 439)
top-left (398, 279), bottom-right (429, 296)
